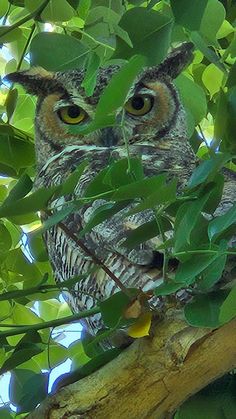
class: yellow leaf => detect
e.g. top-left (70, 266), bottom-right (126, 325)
top-left (128, 312), bottom-right (152, 338)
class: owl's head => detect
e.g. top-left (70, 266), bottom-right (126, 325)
top-left (6, 43), bottom-right (193, 168)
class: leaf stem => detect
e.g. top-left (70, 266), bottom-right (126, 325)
top-left (120, 109), bottom-right (132, 174)
top-left (0, 0), bottom-right (50, 38)
top-left (0, 306), bottom-right (100, 338)
top-left (63, 26), bottom-right (115, 52)
top-left (174, 250), bottom-right (236, 257)
top-left (16, 24), bottom-right (36, 72)
top-left (155, 213), bottom-right (168, 280)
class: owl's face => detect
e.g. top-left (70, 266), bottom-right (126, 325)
top-left (6, 43), bottom-right (193, 168)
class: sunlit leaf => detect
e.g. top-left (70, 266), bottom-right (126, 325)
top-left (175, 74), bottom-right (207, 125)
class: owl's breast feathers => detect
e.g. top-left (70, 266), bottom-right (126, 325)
top-left (35, 140), bottom-right (195, 334)
top-left (36, 141), bottom-right (236, 336)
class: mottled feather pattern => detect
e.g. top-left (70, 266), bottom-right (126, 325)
top-left (7, 43), bottom-right (236, 344)
top-left (37, 141), bottom-right (195, 334)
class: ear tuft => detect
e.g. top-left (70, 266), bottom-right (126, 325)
top-left (5, 67), bottom-right (64, 96)
top-left (141, 42), bottom-right (194, 82)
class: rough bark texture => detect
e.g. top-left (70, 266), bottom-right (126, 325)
top-left (28, 314), bottom-right (236, 419)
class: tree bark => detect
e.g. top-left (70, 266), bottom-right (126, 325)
top-left (28, 314), bottom-right (236, 419)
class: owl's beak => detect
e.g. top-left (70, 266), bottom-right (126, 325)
top-left (99, 127), bottom-right (120, 147)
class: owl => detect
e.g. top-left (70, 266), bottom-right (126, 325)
top-left (6, 43), bottom-right (202, 346)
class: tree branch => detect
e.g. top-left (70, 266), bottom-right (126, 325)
top-left (27, 314), bottom-right (236, 419)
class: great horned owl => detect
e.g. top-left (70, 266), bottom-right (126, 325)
top-left (7, 43), bottom-right (197, 342)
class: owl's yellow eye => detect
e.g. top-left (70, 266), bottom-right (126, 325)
top-left (58, 105), bottom-right (87, 124)
top-left (125, 95), bottom-right (154, 116)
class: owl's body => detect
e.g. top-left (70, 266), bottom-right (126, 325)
top-left (7, 43), bottom-right (236, 342)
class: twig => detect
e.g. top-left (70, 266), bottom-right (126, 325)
top-left (0, 0), bottom-right (50, 38)
top-left (0, 306), bottom-right (100, 338)
top-left (55, 216), bottom-right (132, 297)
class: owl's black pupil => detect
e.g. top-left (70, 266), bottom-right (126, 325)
top-left (67, 106), bottom-right (81, 118)
top-left (131, 96), bottom-right (145, 110)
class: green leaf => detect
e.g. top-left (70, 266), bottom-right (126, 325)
top-left (38, 300), bottom-right (71, 321)
top-left (155, 281), bottom-right (183, 296)
top-left (60, 160), bottom-right (88, 196)
top-left (4, 174), bottom-right (33, 205)
top-left (9, 0), bottom-right (24, 5)
top-left (174, 248), bottom-right (222, 285)
top-left (41, 0), bottom-right (75, 22)
top-left (187, 153), bottom-right (230, 189)
top-left (176, 375), bottom-right (236, 419)
top-left (0, 223), bottom-right (12, 253)
top-left (0, 124), bottom-right (35, 175)
top-left (104, 158), bottom-right (144, 187)
top-left (0, 185), bottom-right (59, 218)
top-left (0, 27), bottom-right (22, 43)
top-left (219, 286), bottom-right (236, 324)
top-left (174, 192), bottom-right (211, 253)
top-left (5, 89), bottom-right (18, 121)
top-left (202, 63), bottom-right (224, 98)
top-left (84, 166), bottom-right (111, 197)
top-left (96, 55), bottom-right (145, 118)
top-left (219, 86), bottom-right (236, 154)
top-left (9, 369), bottom-right (49, 413)
top-left (227, 60), bottom-right (236, 89)
top-left (28, 235), bottom-right (48, 262)
top-left (86, 6), bottom-right (120, 25)
top-left (199, 0), bottom-right (225, 45)
top-left (0, 332), bottom-right (44, 374)
top-left (208, 202), bottom-right (236, 241)
top-left (34, 341), bottom-right (68, 369)
top-left (0, 0), bottom-right (8, 18)
top-left (128, 178), bottom-right (177, 216)
top-left (0, 406), bottom-right (13, 419)
top-left (113, 23), bottom-right (132, 48)
top-left (123, 218), bottom-right (171, 250)
top-left (100, 290), bottom-right (137, 328)
top-left (190, 31), bottom-right (226, 72)
top-left (69, 339), bottom-right (90, 369)
top-left (37, 203), bottom-right (78, 235)
top-left (78, 0), bottom-right (91, 19)
top-left (81, 52), bottom-right (101, 96)
top-left (197, 251), bottom-right (227, 290)
top-left (112, 174), bottom-right (167, 201)
top-left (84, 157), bottom-right (143, 198)
top-left (79, 201), bottom-right (128, 237)
top-left (184, 291), bottom-right (229, 327)
top-left (170, 0), bottom-right (208, 31)
top-left (0, 185), bottom-right (8, 202)
top-left (175, 74), bottom-right (207, 125)
top-left (5, 249), bottom-right (42, 282)
top-left (114, 8), bottom-right (173, 65)
top-left (30, 33), bottom-right (90, 71)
